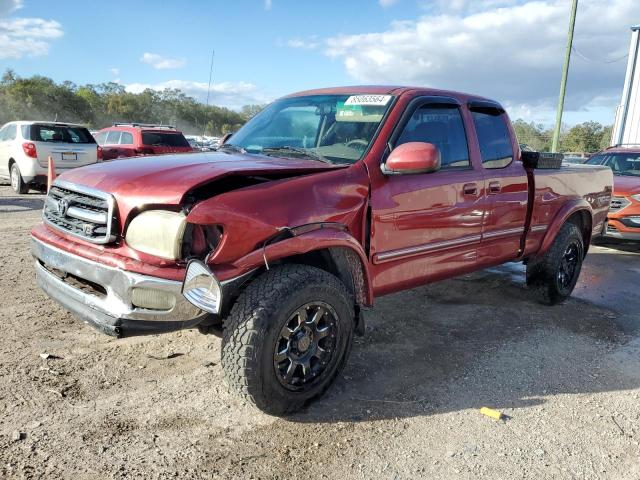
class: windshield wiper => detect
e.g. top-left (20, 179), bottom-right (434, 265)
top-left (218, 143), bottom-right (246, 154)
top-left (262, 146), bottom-right (332, 164)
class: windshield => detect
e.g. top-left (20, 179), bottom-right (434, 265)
top-left (587, 152), bottom-right (640, 176)
top-left (226, 94), bottom-right (394, 164)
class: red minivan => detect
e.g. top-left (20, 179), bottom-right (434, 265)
top-left (94, 123), bottom-right (192, 160)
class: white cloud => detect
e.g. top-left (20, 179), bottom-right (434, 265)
top-left (379, 0), bottom-right (400, 7)
top-left (264, 0), bottom-right (272, 10)
top-left (110, 67), bottom-right (119, 76)
top-left (287, 37), bottom-right (320, 49)
top-left (125, 80), bottom-right (271, 110)
top-left (140, 52), bottom-right (186, 70)
top-left (320, 0), bottom-right (640, 124)
top-left (0, 1), bottom-right (63, 59)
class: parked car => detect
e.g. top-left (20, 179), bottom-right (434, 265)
top-left (31, 86), bottom-right (613, 414)
top-left (562, 156), bottom-right (588, 165)
top-left (94, 123), bottom-right (192, 160)
top-left (586, 146), bottom-right (640, 240)
top-left (0, 121), bottom-right (100, 194)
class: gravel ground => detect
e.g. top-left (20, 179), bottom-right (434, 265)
top-left (0, 185), bottom-right (639, 479)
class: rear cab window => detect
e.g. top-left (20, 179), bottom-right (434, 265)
top-left (470, 107), bottom-right (513, 169)
top-left (142, 131), bottom-right (190, 147)
top-left (30, 124), bottom-right (96, 144)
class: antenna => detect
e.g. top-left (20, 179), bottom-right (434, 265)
top-left (203, 48), bottom-right (215, 139)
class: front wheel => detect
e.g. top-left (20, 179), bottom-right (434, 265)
top-left (526, 222), bottom-right (584, 305)
top-left (221, 264), bottom-right (355, 415)
top-left (10, 163), bottom-right (28, 194)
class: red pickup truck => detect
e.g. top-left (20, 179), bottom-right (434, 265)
top-left (31, 86), bottom-right (613, 415)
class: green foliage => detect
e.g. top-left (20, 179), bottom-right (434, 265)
top-left (512, 118), bottom-right (612, 153)
top-left (0, 70), bottom-right (252, 135)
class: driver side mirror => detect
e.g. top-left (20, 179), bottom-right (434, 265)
top-left (382, 142), bottom-right (441, 175)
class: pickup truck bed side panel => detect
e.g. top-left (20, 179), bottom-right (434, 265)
top-left (523, 165), bottom-right (613, 257)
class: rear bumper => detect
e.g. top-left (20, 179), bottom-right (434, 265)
top-left (31, 237), bottom-right (205, 337)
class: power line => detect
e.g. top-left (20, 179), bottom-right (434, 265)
top-left (571, 46), bottom-right (628, 64)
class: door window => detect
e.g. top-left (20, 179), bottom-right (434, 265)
top-left (395, 105), bottom-right (470, 169)
top-left (471, 111), bottom-right (514, 169)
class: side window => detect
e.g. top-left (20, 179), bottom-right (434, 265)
top-left (94, 132), bottom-right (107, 145)
top-left (119, 132), bottom-right (133, 145)
top-left (21, 125), bottom-right (30, 139)
top-left (0, 125), bottom-right (7, 142)
top-left (396, 105), bottom-right (470, 169)
top-left (471, 110), bottom-right (513, 169)
top-left (5, 124), bottom-right (17, 141)
top-left (105, 130), bottom-right (122, 145)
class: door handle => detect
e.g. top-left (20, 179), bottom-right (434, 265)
top-left (489, 181), bottom-right (501, 194)
top-left (463, 183), bottom-right (478, 196)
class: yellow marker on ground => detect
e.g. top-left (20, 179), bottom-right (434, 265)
top-left (480, 407), bottom-right (503, 420)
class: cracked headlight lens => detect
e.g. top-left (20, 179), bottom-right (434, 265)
top-left (126, 210), bottom-right (187, 260)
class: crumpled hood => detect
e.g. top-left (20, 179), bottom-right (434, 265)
top-left (56, 151), bottom-right (343, 227)
top-left (613, 175), bottom-right (640, 197)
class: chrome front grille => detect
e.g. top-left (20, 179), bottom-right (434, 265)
top-left (43, 181), bottom-right (117, 244)
top-left (610, 196), bottom-right (630, 212)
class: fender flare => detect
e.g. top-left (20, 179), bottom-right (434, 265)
top-left (537, 199), bottom-right (592, 256)
top-left (218, 228), bottom-right (374, 306)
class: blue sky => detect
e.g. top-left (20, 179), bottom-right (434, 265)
top-left (1, 0), bottom-right (639, 126)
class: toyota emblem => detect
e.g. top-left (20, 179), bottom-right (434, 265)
top-left (57, 198), bottom-right (69, 216)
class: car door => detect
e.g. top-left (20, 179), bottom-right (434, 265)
top-left (469, 102), bottom-right (529, 266)
top-left (369, 97), bottom-right (487, 296)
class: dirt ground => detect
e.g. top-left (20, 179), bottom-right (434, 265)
top-left (1, 185), bottom-right (639, 479)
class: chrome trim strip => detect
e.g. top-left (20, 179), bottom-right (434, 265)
top-left (482, 227), bottom-right (525, 240)
top-left (44, 179), bottom-right (116, 244)
top-left (374, 234), bottom-right (482, 264)
top-left (66, 206), bottom-right (108, 224)
top-left (530, 225), bottom-right (548, 233)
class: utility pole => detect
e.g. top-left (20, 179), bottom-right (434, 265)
top-left (203, 48), bottom-right (215, 139)
top-left (551, 0), bottom-right (578, 152)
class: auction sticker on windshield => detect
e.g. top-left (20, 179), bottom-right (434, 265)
top-left (344, 95), bottom-right (392, 106)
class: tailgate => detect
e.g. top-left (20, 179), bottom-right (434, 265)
top-left (36, 142), bottom-right (98, 168)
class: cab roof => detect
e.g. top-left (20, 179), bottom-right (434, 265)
top-left (284, 85), bottom-right (498, 105)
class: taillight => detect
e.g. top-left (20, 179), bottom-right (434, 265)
top-left (97, 145), bottom-right (103, 161)
top-left (22, 142), bottom-right (37, 158)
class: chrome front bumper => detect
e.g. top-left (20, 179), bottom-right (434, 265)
top-left (31, 238), bottom-right (204, 337)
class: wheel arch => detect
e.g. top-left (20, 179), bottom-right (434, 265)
top-left (538, 200), bottom-right (593, 257)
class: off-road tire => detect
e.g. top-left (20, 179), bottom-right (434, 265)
top-left (10, 163), bottom-right (28, 194)
top-left (526, 222), bottom-right (584, 305)
top-left (221, 264), bottom-right (354, 415)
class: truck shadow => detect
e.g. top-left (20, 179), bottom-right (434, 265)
top-left (290, 253), bottom-right (639, 423)
top-left (0, 196), bottom-right (45, 213)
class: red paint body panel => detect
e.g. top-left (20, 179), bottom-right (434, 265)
top-left (31, 86), bottom-right (614, 311)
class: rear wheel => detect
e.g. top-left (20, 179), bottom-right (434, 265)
top-left (10, 163), bottom-right (28, 194)
top-left (221, 264), bottom-right (354, 415)
top-left (526, 222), bottom-right (584, 305)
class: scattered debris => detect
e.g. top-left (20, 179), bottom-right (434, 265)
top-left (611, 415), bottom-right (625, 435)
top-left (146, 352), bottom-right (185, 360)
top-left (202, 361), bottom-right (216, 367)
top-left (44, 388), bottom-right (65, 398)
top-left (480, 407), bottom-right (504, 421)
top-left (10, 431), bottom-right (25, 442)
top-left (39, 353), bottom-right (63, 360)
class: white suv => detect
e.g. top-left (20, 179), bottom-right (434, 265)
top-left (0, 121), bottom-right (101, 194)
